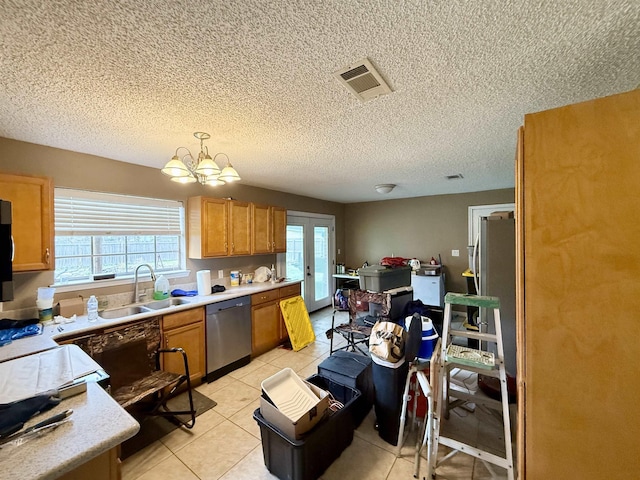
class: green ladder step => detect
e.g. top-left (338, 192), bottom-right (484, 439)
top-left (444, 292), bottom-right (500, 309)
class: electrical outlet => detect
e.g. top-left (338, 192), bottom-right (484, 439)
top-left (337, 248), bottom-right (341, 254)
top-left (218, 269), bottom-right (224, 278)
top-left (452, 249), bottom-right (460, 257)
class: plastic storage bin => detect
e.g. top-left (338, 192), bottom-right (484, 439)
top-left (318, 351), bottom-right (373, 427)
top-left (253, 375), bottom-right (361, 480)
top-left (358, 265), bottom-right (411, 292)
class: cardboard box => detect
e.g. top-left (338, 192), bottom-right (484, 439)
top-left (260, 380), bottom-right (329, 440)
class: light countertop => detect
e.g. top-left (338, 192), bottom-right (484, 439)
top-left (0, 280), bottom-right (300, 479)
top-left (0, 280), bottom-right (301, 363)
top-left (0, 348), bottom-right (139, 480)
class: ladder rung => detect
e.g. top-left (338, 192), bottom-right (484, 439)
top-left (445, 292), bottom-right (500, 309)
top-left (445, 361), bottom-right (502, 377)
top-left (448, 329), bottom-right (499, 342)
top-left (437, 437), bottom-right (513, 471)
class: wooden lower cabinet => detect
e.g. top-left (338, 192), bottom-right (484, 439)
top-left (161, 307), bottom-right (205, 385)
top-left (251, 283), bottom-right (302, 356)
top-left (59, 446), bottom-right (120, 480)
top-left (251, 289), bottom-right (281, 357)
top-left (278, 283), bottom-right (302, 342)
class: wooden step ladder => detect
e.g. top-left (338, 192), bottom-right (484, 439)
top-left (430, 292), bottom-right (514, 480)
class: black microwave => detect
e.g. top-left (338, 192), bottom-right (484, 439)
top-left (0, 199), bottom-right (13, 302)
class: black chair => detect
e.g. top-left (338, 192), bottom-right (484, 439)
top-left (327, 289), bottom-right (393, 355)
top-left (79, 318), bottom-right (196, 429)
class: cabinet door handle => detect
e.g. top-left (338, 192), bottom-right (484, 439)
top-left (44, 248), bottom-right (50, 265)
top-left (11, 235), bottom-right (14, 261)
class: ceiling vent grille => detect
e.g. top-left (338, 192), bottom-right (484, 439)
top-left (446, 174), bottom-right (464, 180)
top-left (334, 58), bottom-right (392, 102)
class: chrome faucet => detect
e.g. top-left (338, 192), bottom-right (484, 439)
top-left (133, 264), bottom-right (156, 303)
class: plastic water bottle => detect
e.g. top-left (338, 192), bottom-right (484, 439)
top-left (270, 264), bottom-right (277, 283)
top-left (87, 295), bottom-right (99, 322)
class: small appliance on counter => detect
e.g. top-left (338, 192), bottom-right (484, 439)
top-left (416, 265), bottom-right (441, 276)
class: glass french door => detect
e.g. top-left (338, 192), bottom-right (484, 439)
top-left (286, 214), bottom-right (334, 312)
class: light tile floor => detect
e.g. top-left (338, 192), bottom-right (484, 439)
top-left (122, 308), bottom-right (513, 480)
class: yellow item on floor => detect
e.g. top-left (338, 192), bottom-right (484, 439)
top-left (279, 296), bottom-right (315, 351)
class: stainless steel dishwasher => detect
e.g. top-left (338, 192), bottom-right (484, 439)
top-left (205, 295), bottom-right (252, 382)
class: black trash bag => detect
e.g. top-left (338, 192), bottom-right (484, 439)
top-left (402, 300), bottom-right (444, 336)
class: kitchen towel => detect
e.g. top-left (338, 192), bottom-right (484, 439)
top-left (196, 270), bottom-right (211, 296)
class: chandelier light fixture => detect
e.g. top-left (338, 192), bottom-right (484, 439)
top-left (161, 132), bottom-right (241, 186)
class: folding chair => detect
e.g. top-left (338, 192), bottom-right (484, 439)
top-left (84, 318), bottom-right (196, 429)
top-left (328, 289), bottom-right (392, 355)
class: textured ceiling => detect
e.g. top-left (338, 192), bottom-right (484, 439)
top-left (1, 1), bottom-right (638, 203)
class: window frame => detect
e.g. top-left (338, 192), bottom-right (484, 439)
top-left (52, 188), bottom-right (188, 290)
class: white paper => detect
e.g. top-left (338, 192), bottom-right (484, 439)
top-left (0, 345), bottom-right (101, 404)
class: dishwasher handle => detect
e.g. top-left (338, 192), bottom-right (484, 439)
top-left (206, 295), bottom-right (251, 314)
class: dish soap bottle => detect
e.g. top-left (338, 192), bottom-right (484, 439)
top-left (154, 275), bottom-right (170, 300)
top-left (87, 295), bottom-right (99, 323)
top-left (270, 264), bottom-right (277, 284)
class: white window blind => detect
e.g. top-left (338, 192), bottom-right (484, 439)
top-left (55, 188), bottom-right (183, 236)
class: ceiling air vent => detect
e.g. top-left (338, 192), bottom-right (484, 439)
top-left (446, 174), bottom-right (464, 180)
top-left (334, 58), bottom-right (392, 102)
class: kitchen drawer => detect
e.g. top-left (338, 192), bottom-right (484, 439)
top-left (279, 283), bottom-right (301, 298)
top-left (251, 288), bottom-right (280, 306)
top-left (162, 307), bottom-right (204, 331)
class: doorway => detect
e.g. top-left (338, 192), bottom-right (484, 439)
top-left (286, 212), bottom-right (335, 312)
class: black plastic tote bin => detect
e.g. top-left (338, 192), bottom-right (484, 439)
top-left (318, 350), bottom-right (373, 427)
top-left (253, 374), bottom-right (360, 480)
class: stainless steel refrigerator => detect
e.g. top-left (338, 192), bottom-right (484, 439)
top-left (473, 216), bottom-right (516, 376)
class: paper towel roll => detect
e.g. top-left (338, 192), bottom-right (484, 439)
top-left (197, 270), bottom-right (212, 296)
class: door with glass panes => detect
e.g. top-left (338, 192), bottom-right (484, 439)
top-left (286, 214), bottom-right (334, 312)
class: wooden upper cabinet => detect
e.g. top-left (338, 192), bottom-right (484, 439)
top-left (188, 196), bottom-right (228, 258)
top-left (228, 200), bottom-right (251, 256)
top-left (251, 203), bottom-right (272, 254)
top-left (271, 206), bottom-right (286, 253)
top-left (189, 196), bottom-right (284, 258)
top-left (0, 173), bottom-right (53, 271)
top-left (251, 203), bottom-right (287, 254)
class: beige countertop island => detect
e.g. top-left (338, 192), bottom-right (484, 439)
top-left (0, 280), bottom-right (301, 479)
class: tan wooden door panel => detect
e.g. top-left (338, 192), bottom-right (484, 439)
top-left (521, 89), bottom-right (640, 479)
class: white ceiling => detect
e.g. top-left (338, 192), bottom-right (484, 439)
top-left (1, 1), bottom-right (638, 203)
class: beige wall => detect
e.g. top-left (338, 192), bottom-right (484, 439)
top-left (0, 136), bottom-right (514, 312)
top-left (0, 137), bottom-right (345, 309)
top-left (344, 189), bottom-right (515, 294)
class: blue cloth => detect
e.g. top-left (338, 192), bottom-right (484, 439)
top-left (0, 324), bottom-right (41, 347)
top-left (171, 289), bottom-right (198, 297)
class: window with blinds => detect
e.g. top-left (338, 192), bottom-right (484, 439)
top-left (54, 188), bottom-right (185, 284)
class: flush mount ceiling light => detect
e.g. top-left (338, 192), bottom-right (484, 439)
top-left (161, 132), bottom-right (241, 186)
top-left (375, 184), bottom-right (396, 194)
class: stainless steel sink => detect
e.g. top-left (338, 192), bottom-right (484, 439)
top-left (144, 298), bottom-right (191, 310)
top-left (98, 297), bottom-right (191, 319)
top-left (99, 305), bottom-right (152, 319)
